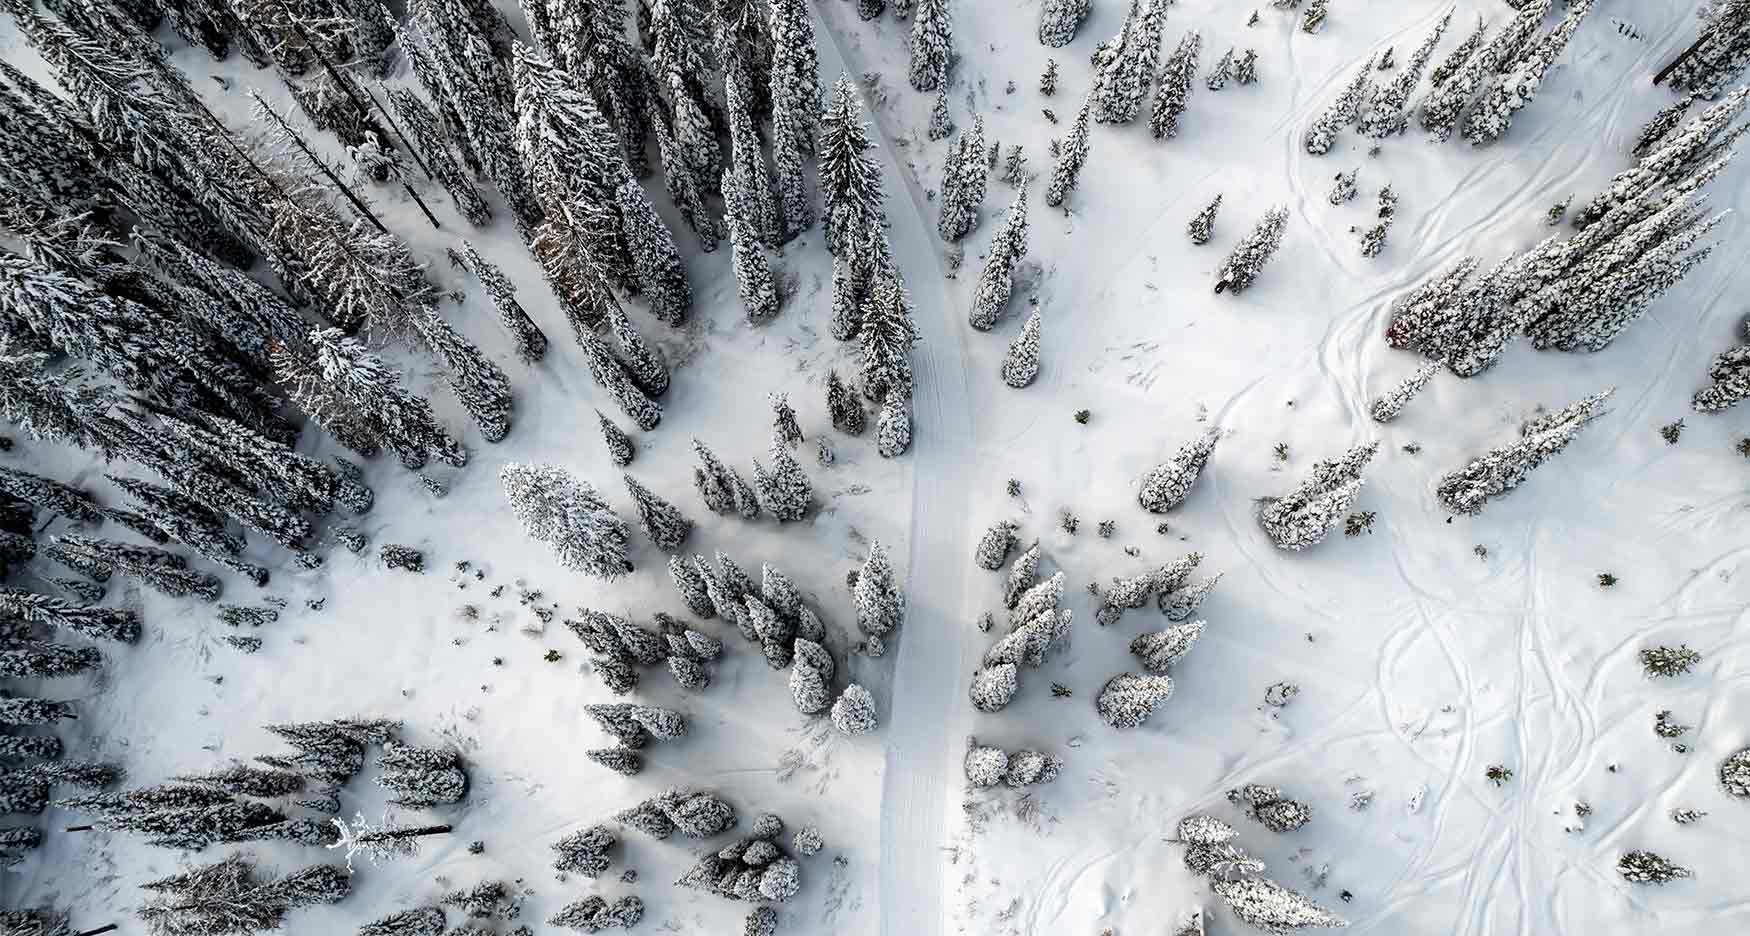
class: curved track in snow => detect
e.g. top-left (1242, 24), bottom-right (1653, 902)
top-left (811, 9), bottom-right (981, 936)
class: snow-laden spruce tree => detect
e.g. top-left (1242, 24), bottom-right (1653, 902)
top-left (1097, 672), bottom-right (1173, 728)
top-left (1187, 194), bottom-right (1222, 244)
top-left (1258, 442), bottom-right (1378, 550)
top-left (1720, 746), bottom-right (1750, 797)
top-left (623, 475), bottom-right (692, 550)
top-left (820, 74), bottom-right (889, 255)
top-left (1304, 54), bottom-right (1376, 154)
top-left (410, 308), bottom-right (515, 444)
top-left (1370, 360), bottom-right (1440, 423)
top-left (1419, 0), bottom-right (1552, 141)
top-left (1212, 877), bottom-right (1348, 931)
top-left (1235, 48), bottom-right (1260, 85)
top-left (831, 683), bottom-right (878, 734)
top-left (1150, 30), bottom-right (1202, 140)
top-left (1208, 48), bottom-right (1234, 91)
top-left (927, 90), bottom-right (955, 140)
top-left (1430, 15), bottom-right (1488, 88)
top-left (969, 663), bottom-right (1019, 712)
top-left (770, 103), bottom-right (814, 241)
top-left (1617, 850), bottom-right (1691, 885)
top-left (1436, 389), bottom-right (1612, 514)
top-left (1161, 572), bottom-right (1223, 620)
top-left (1215, 207), bottom-right (1289, 294)
top-left (724, 169), bottom-right (782, 324)
top-left (827, 370), bottom-right (867, 434)
top-left (860, 274), bottom-right (919, 403)
top-left (1004, 541), bottom-right (1042, 608)
top-left (1002, 312), bottom-right (1044, 388)
top-left (1039, 0), bottom-right (1091, 48)
top-left (1131, 622), bottom-right (1205, 673)
top-left (753, 439), bottom-right (813, 521)
top-left (1357, 8), bottom-right (1451, 140)
top-left (1045, 96), bottom-right (1094, 207)
top-left (1693, 338), bottom-right (1750, 413)
top-left (938, 117), bottom-right (989, 241)
top-left (1139, 429), bottom-right (1219, 511)
top-left (853, 540), bottom-right (904, 643)
top-left (790, 637), bottom-right (835, 714)
top-left (1092, 0), bottom-right (1165, 125)
top-left (617, 178), bottom-right (691, 325)
top-left (1328, 168), bottom-right (1359, 205)
top-left (876, 391), bottom-right (912, 458)
top-left (908, 0), bottom-right (953, 92)
top-left (1664, 0), bottom-right (1750, 99)
top-left (1463, 0), bottom-right (1593, 145)
top-left (768, 0), bottom-right (822, 143)
top-left (974, 520), bottom-right (1019, 570)
top-left (501, 464), bottom-right (633, 577)
top-left (457, 242), bottom-right (546, 361)
top-left (968, 189), bottom-right (1030, 330)
top-left (965, 744), bottom-right (1010, 787)
top-left (670, 554), bottom-right (716, 618)
top-left (598, 410), bottom-right (635, 467)
top-left (0, 588), bottom-right (138, 643)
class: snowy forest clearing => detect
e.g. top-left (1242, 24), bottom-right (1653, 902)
top-left (0, 0), bottom-right (1748, 935)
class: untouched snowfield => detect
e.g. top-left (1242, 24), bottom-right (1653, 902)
top-left (5, 1), bottom-right (1750, 935)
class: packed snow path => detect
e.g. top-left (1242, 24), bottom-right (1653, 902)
top-left (811, 7), bottom-right (983, 936)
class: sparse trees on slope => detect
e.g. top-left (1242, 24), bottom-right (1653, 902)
top-left (968, 189), bottom-right (1030, 330)
top-left (1419, 0), bottom-right (1552, 141)
top-left (1215, 208), bottom-right (1289, 294)
top-left (501, 464), bottom-right (633, 577)
top-left (1436, 389), bottom-right (1612, 514)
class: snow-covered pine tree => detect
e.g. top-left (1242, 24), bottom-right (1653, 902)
top-left (938, 116), bottom-right (990, 241)
top-left (358, 906), bottom-right (447, 936)
top-left (771, 102), bottom-right (814, 241)
top-left (768, 0), bottom-right (822, 152)
top-left (876, 390), bottom-right (912, 457)
top-left (1436, 389), bottom-right (1612, 514)
top-left (1635, 95), bottom-right (1697, 158)
top-left (603, 304), bottom-right (670, 398)
top-left (1002, 312), bottom-right (1044, 388)
top-left (1358, 8), bottom-right (1451, 140)
top-left (387, 88), bottom-right (492, 226)
top-left (1419, 0), bottom-right (1552, 141)
top-left (375, 742), bottom-right (467, 807)
top-left (577, 331), bottom-right (664, 431)
top-left (1304, 54), bottom-right (1376, 154)
top-left (623, 475), bottom-right (692, 550)
top-left (969, 189), bottom-right (1030, 330)
top-left (770, 394), bottom-right (804, 448)
top-left (0, 641), bottom-right (102, 680)
top-left (501, 463), bottom-right (634, 577)
top-left (1693, 340), bottom-right (1750, 413)
top-left (831, 683), bottom-right (878, 734)
top-left (724, 65), bottom-right (780, 248)
top-left (1300, 0), bottom-right (1328, 33)
top-left (859, 273), bottom-right (919, 402)
top-left (1258, 441), bottom-right (1378, 549)
top-left (820, 75), bottom-right (890, 255)
top-left (409, 308), bottom-right (514, 444)
top-left (617, 179), bottom-right (691, 326)
top-left (826, 370), bottom-right (868, 434)
top-left (1429, 15), bottom-right (1487, 88)
top-left (1328, 168), bottom-right (1359, 205)
top-left (1235, 48), bottom-right (1260, 85)
top-left (1369, 360), bottom-right (1440, 423)
top-left (724, 168), bottom-right (783, 324)
top-left (49, 536), bottom-right (221, 602)
top-left (0, 467), bottom-right (102, 525)
top-left (1211, 877), bottom-right (1348, 932)
top-left (651, 109), bottom-right (722, 253)
top-left (1662, 0), bottom-right (1750, 99)
top-left (138, 855), bottom-right (348, 935)
top-left (754, 437), bottom-right (813, 521)
top-left (790, 637), bottom-right (834, 713)
top-left (1092, 0), bottom-right (1165, 125)
top-left (1131, 622), bottom-right (1205, 672)
top-left (1359, 217), bottom-right (1392, 258)
top-left (1039, 0), bottom-right (1091, 48)
top-left (0, 588), bottom-right (135, 644)
top-left (1149, 30), bottom-right (1202, 140)
top-left (974, 520), bottom-right (1019, 570)
top-left (1097, 672), bottom-right (1173, 727)
top-left (928, 91), bottom-right (955, 140)
top-left (1187, 194), bottom-right (1221, 244)
top-left (1208, 48), bottom-right (1234, 91)
top-left (1214, 207), bottom-right (1289, 294)
top-left (1045, 95), bottom-right (1094, 207)
top-left (283, 328), bottom-right (464, 468)
top-left (854, 540), bottom-right (903, 641)
top-left (1138, 429), bottom-right (1219, 512)
top-left (1161, 572), bottom-right (1222, 620)
top-left (908, 0), bottom-right (954, 92)
top-left (1463, 0), bottom-right (1593, 145)
top-left (456, 242), bottom-right (546, 362)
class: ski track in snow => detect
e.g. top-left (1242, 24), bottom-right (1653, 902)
top-left (811, 8), bottom-right (982, 936)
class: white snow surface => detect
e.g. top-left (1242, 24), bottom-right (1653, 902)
top-left (6, 1), bottom-right (1750, 935)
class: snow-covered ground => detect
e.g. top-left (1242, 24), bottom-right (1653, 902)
top-left (5, 0), bottom-right (1750, 934)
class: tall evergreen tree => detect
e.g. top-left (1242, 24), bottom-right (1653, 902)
top-left (410, 308), bottom-right (514, 443)
top-left (0, 588), bottom-right (140, 643)
top-left (1215, 207), bottom-right (1289, 294)
top-left (1138, 430), bottom-right (1219, 512)
top-left (1358, 8), bottom-right (1452, 139)
top-left (753, 439), bottom-right (812, 521)
top-left (1148, 30), bottom-right (1200, 140)
top-left (618, 178), bottom-right (692, 327)
top-left (456, 242), bottom-right (547, 362)
top-left (1187, 193), bottom-right (1221, 244)
top-left (386, 87), bottom-right (492, 226)
top-left (724, 169), bottom-right (783, 324)
top-left (1463, 0), bottom-right (1593, 145)
top-left (725, 68), bottom-right (780, 246)
top-left (577, 331), bottom-right (664, 430)
top-left (876, 390), bottom-right (911, 458)
top-left (771, 103), bottom-right (814, 240)
top-left (1304, 53), bottom-right (1376, 154)
top-left (826, 370), bottom-right (866, 434)
top-left (1258, 442), bottom-right (1377, 550)
top-left (1045, 96), bottom-right (1093, 208)
top-left (968, 189), bottom-right (1030, 331)
top-left (623, 474), bottom-right (692, 549)
top-left (1092, 0), bottom-right (1165, 124)
top-left (501, 463), bottom-right (634, 577)
top-left (1437, 390), bottom-right (1612, 514)
top-left (937, 116), bottom-right (989, 241)
top-left (908, 0), bottom-right (954, 92)
top-left (820, 76), bottom-right (889, 255)
top-left (853, 540), bottom-right (903, 641)
top-left (858, 273), bottom-right (918, 402)
top-left (1001, 311), bottom-right (1043, 388)
top-left (277, 329), bottom-right (464, 468)
top-left (1664, 0), bottom-right (1750, 99)
top-left (0, 467), bottom-right (103, 525)
top-left (653, 108), bottom-right (723, 252)
top-left (768, 0), bottom-right (822, 151)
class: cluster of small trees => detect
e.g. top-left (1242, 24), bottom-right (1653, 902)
top-left (1174, 813), bottom-right (1347, 931)
top-left (963, 740), bottom-right (1063, 789)
top-left (1258, 442), bottom-right (1378, 550)
top-left (972, 542), bottom-right (1071, 713)
top-left (674, 810), bottom-right (805, 904)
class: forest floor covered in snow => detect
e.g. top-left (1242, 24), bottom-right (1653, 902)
top-left (4, 0), bottom-right (1750, 935)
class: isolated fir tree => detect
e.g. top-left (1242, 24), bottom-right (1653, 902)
top-left (1694, 342), bottom-right (1750, 413)
top-left (1300, 0), bottom-right (1328, 32)
top-left (597, 411), bottom-right (636, 467)
top-left (1093, 0), bottom-right (1166, 125)
top-left (1328, 168), bottom-right (1359, 205)
top-left (501, 463), bottom-right (633, 577)
top-left (1002, 312), bottom-right (1044, 388)
top-left (1215, 207), bottom-right (1289, 294)
top-left (938, 117), bottom-right (990, 241)
top-left (1370, 360), bottom-right (1440, 422)
top-left (1131, 622), bottom-right (1205, 673)
top-left (1213, 877), bottom-right (1347, 931)
top-left (1186, 193), bottom-right (1223, 245)
top-left (854, 540), bottom-right (904, 640)
top-left (1045, 96), bottom-right (1094, 208)
top-left (725, 169), bottom-right (782, 324)
top-left (1139, 429), bottom-right (1219, 512)
top-left (1437, 390), bottom-right (1612, 514)
top-left (927, 91), bottom-right (955, 140)
top-left (1097, 672), bottom-right (1173, 727)
top-left (969, 189), bottom-right (1030, 330)
top-left (603, 305), bottom-right (669, 398)
top-left (1039, 0), bottom-right (1090, 47)
top-left (1464, 1), bottom-right (1593, 145)
top-left (908, 0), bottom-right (953, 92)
top-left (1359, 218), bottom-right (1392, 258)
top-left (826, 371), bottom-right (867, 434)
top-left (1150, 31), bottom-right (1202, 140)
top-left (974, 520), bottom-right (1019, 570)
top-left (1617, 850), bottom-right (1692, 885)
top-left (457, 242), bottom-right (546, 362)
top-left (876, 391), bottom-right (912, 457)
